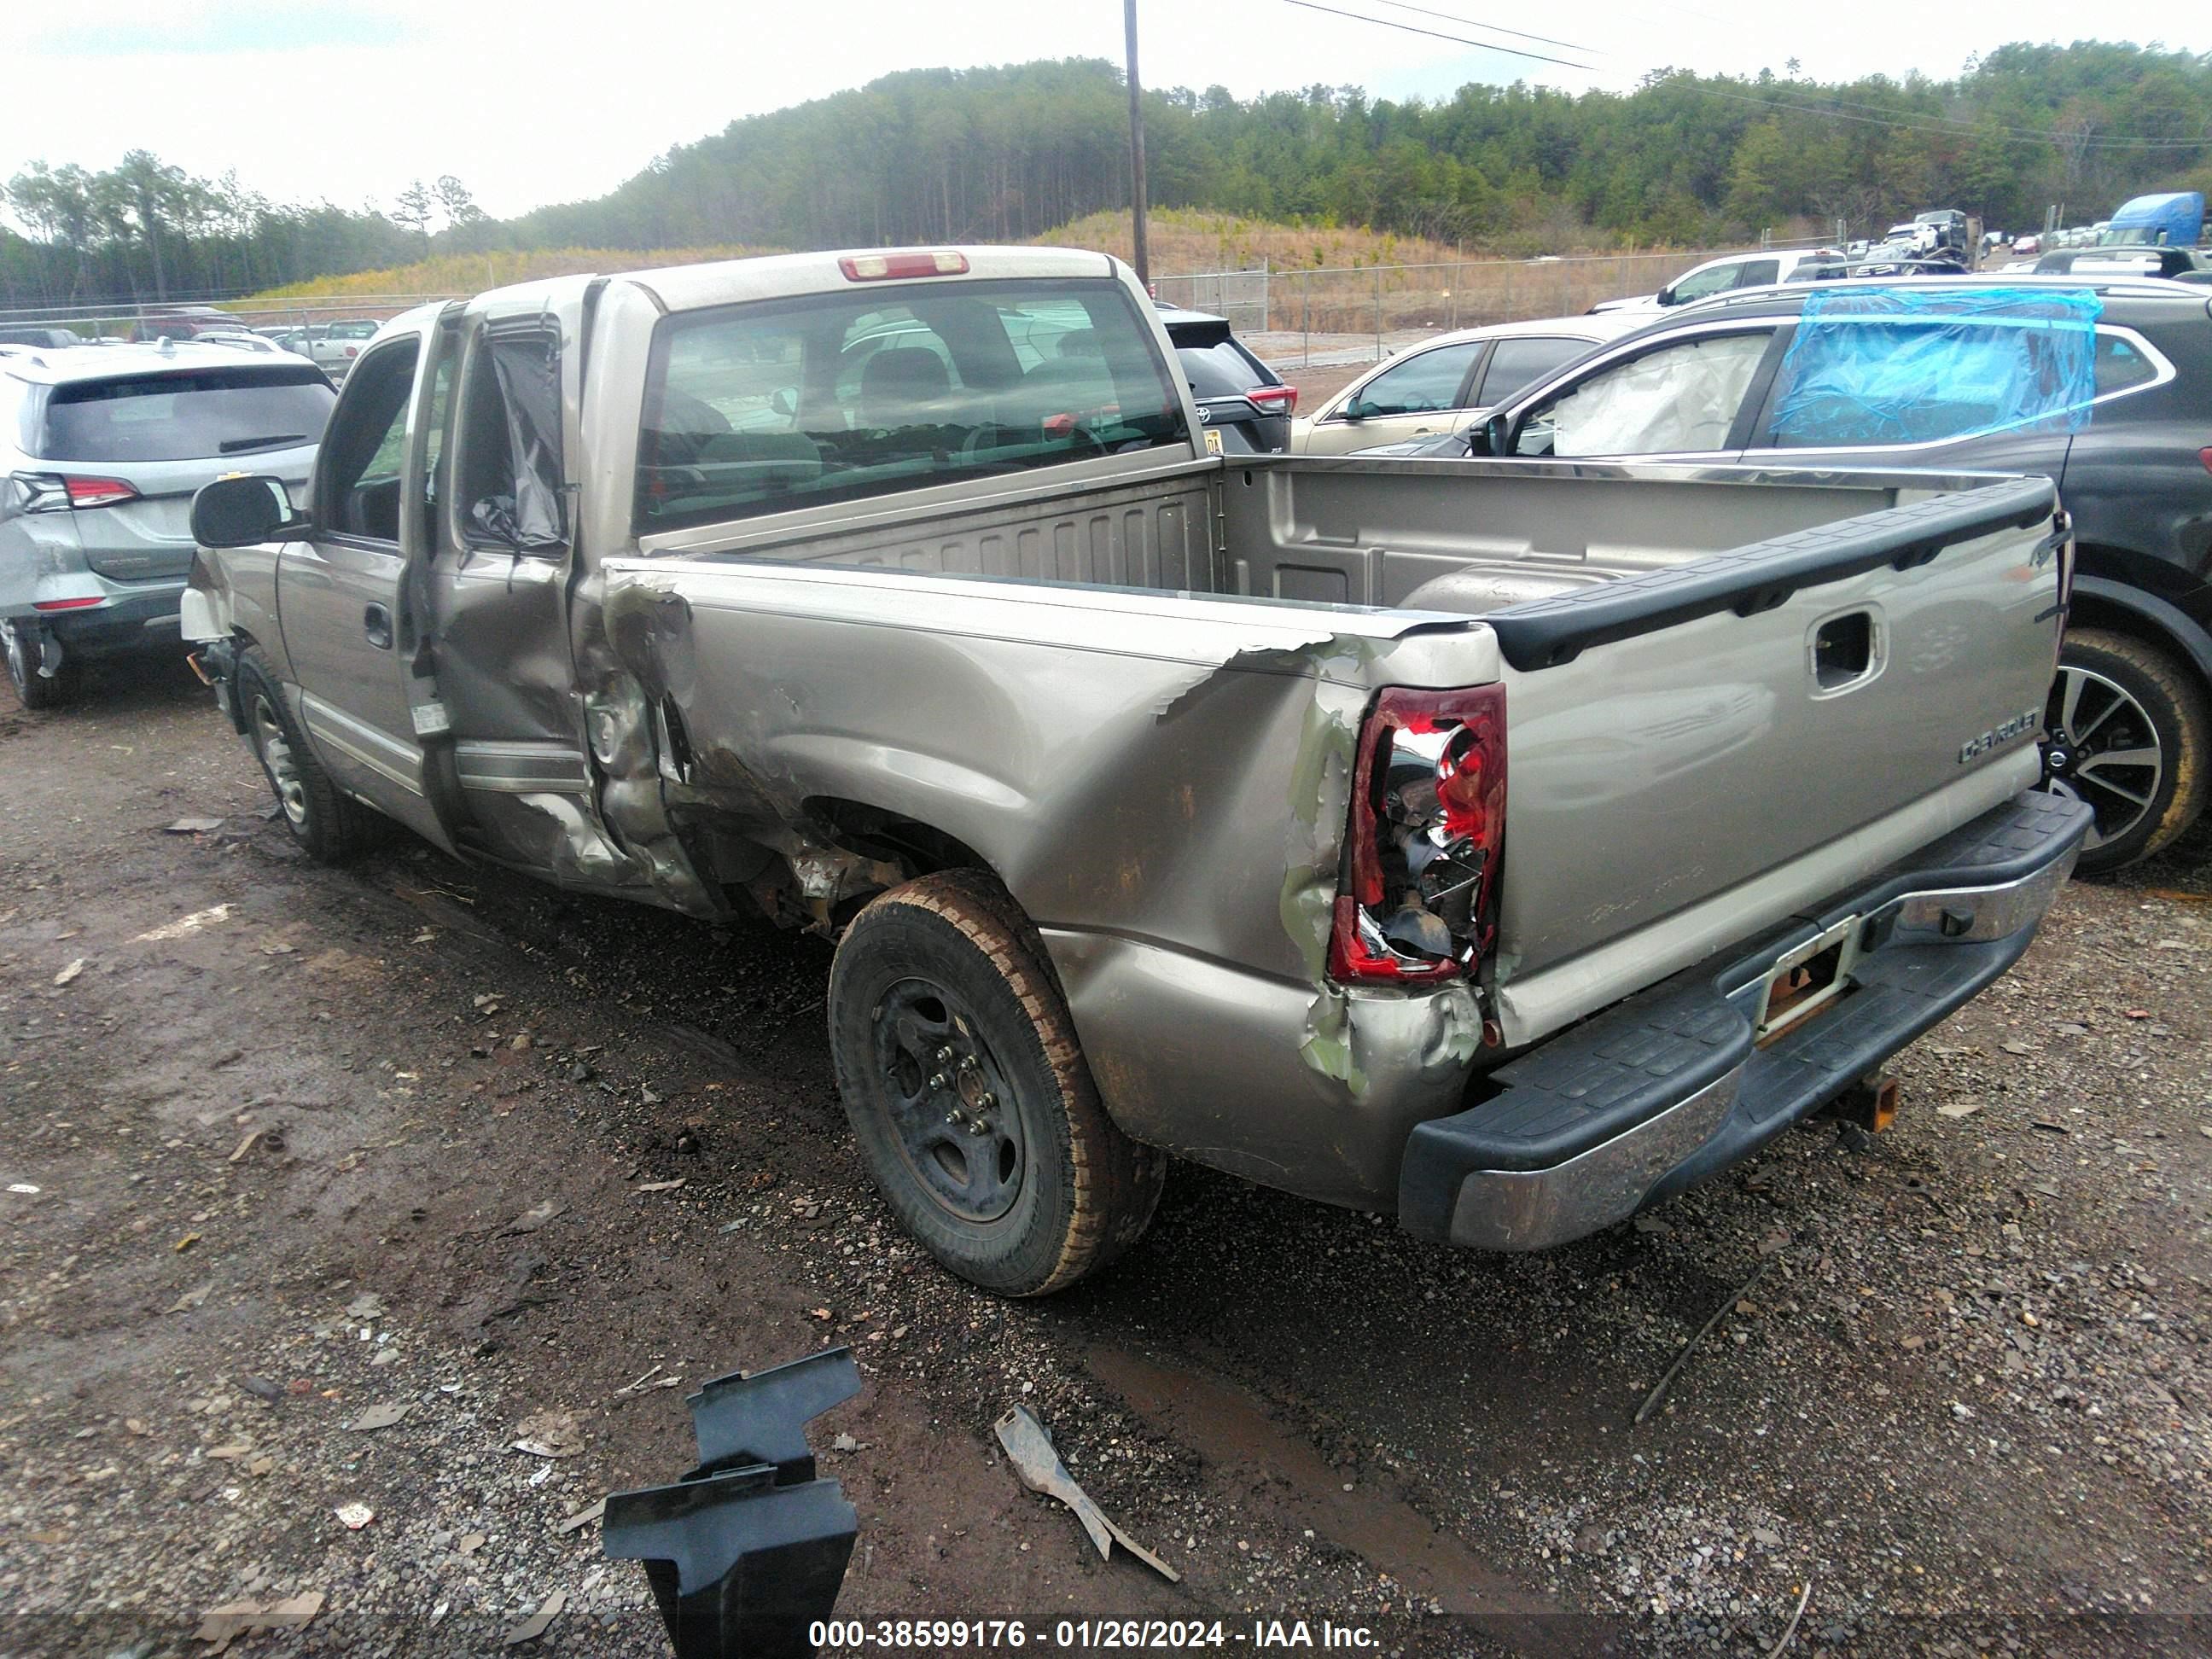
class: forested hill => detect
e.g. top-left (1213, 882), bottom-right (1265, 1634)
top-left (509, 43), bottom-right (2212, 253)
top-left (4, 40), bottom-right (2209, 311)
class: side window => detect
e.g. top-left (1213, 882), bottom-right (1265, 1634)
top-left (1344, 342), bottom-right (1481, 418)
top-left (455, 325), bottom-right (566, 553)
top-left (1516, 331), bottom-right (1772, 457)
top-left (1762, 320), bottom-right (2100, 450)
top-left (320, 339), bottom-right (419, 543)
top-left (1474, 336), bottom-right (1585, 405)
top-left (2093, 331), bottom-right (2160, 398)
top-left (1733, 259), bottom-right (1779, 288)
top-left (1666, 262), bottom-right (1739, 306)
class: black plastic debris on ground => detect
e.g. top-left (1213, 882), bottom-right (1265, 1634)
top-left (603, 1347), bottom-right (861, 1659)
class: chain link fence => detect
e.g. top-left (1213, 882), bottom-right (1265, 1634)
top-left (1152, 247), bottom-right (1831, 367)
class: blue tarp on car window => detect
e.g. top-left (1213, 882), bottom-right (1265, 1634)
top-left (1767, 287), bottom-right (2101, 449)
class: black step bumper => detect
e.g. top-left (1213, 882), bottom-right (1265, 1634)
top-left (1398, 789), bottom-right (2091, 1249)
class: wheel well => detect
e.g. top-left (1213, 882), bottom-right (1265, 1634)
top-left (2066, 589), bottom-right (2204, 687)
top-left (808, 797), bottom-right (990, 882)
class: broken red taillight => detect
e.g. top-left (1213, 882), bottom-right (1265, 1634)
top-left (1328, 684), bottom-right (1507, 985)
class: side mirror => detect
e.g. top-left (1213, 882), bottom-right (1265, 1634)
top-left (1655, 285), bottom-right (1678, 307)
top-left (1481, 412), bottom-right (1512, 457)
top-left (770, 387), bottom-right (798, 418)
top-left (191, 474), bottom-right (307, 549)
top-left (1341, 399), bottom-right (1371, 422)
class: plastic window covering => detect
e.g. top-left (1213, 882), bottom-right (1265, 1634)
top-left (474, 323), bottom-right (567, 550)
top-left (1546, 332), bottom-right (1768, 457)
top-left (1766, 287), bottom-right (2101, 451)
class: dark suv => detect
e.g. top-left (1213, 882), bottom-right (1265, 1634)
top-left (1390, 276), bottom-right (2212, 873)
top-left (1156, 305), bottom-right (1294, 453)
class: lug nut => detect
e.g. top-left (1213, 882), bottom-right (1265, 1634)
top-left (935, 1047), bottom-right (954, 1065)
top-left (964, 1117), bottom-right (990, 1136)
top-left (977, 1091), bottom-right (996, 1110)
top-left (928, 1073), bottom-right (946, 1091)
top-left (945, 1109), bottom-right (965, 1126)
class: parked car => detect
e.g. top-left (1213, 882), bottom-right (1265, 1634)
top-left (301, 319), bottom-right (382, 381)
top-left (2012, 235), bottom-right (2043, 256)
top-left (1155, 304), bottom-right (1295, 453)
top-left (127, 306), bottom-right (237, 342)
top-left (1292, 313), bottom-right (1644, 455)
top-left (1381, 274), bottom-right (2212, 872)
top-left (1590, 247), bottom-right (1845, 314)
top-left (1, 340), bottom-right (335, 707)
top-left (0, 327), bottom-right (84, 349)
top-left (2036, 247), bottom-right (2211, 281)
top-left (181, 247), bottom-right (2083, 1295)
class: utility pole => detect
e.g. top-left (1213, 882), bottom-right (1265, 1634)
top-left (1124, 0), bottom-right (1150, 288)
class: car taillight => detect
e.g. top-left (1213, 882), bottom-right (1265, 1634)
top-left (1327, 684), bottom-right (1506, 985)
top-left (839, 250), bottom-right (969, 281)
top-left (1248, 384), bottom-right (1297, 415)
top-left (344, 345), bottom-right (359, 358)
top-left (63, 474), bottom-right (139, 508)
top-left (32, 596), bottom-right (105, 611)
top-left (2198, 446), bottom-right (2211, 475)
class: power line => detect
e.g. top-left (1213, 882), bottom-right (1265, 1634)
top-left (1274, 0), bottom-right (1597, 73)
top-left (1359, 0), bottom-right (1596, 57)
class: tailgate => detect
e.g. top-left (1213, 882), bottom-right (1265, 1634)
top-left (1488, 475), bottom-right (2061, 988)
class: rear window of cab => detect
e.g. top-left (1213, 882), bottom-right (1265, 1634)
top-left (634, 277), bottom-right (1190, 535)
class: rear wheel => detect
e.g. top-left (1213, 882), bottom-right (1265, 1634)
top-left (4, 621), bottom-right (71, 710)
top-left (827, 870), bottom-right (1164, 1295)
top-left (236, 645), bottom-right (384, 862)
top-left (2040, 628), bottom-right (2210, 875)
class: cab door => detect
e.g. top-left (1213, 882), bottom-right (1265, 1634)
top-left (416, 286), bottom-right (617, 882)
top-left (274, 327), bottom-right (459, 853)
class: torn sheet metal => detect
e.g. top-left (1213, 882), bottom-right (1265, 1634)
top-left (994, 1406), bottom-right (1179, 1582)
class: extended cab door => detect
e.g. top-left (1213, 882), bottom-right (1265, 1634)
top-left (415, 288), bottom-right (611, 879)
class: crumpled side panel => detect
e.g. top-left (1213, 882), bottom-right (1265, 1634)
top-left (1767, 286), bottom-right (2101, 449)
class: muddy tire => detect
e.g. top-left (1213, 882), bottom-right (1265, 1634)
top-left (236, 646), bottom-right (384, 863)
top-left (827, 870), bottom-right (1165, 1295)
top-left (4, 621), bottom-right (72, 711)
top-left (2041, 628), bottom-right (2210, 876)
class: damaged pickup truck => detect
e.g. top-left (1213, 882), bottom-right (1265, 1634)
top-left (183, 247), bottom-right (2088, 1294)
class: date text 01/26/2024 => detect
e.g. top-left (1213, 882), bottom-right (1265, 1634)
top-left (810, 1620), bottom-right (1379, 1650)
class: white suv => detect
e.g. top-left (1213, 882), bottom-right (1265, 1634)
top-left (1592, 248), bottom-right (1846, 315)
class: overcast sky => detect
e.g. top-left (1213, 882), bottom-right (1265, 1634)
top-left (8, 2), bottom-right (2208, 219)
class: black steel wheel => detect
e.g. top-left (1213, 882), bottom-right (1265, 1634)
top-left (2040, 628), bottom-right (2209, 876)
top-left (828, 870), bottom-right (1165, 1295)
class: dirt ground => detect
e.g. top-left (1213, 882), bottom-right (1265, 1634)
top-left (3, 652), bottom-right (2209, 1659)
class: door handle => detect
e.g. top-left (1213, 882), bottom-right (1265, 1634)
top-left (363, 602), bottom-right (393, 650)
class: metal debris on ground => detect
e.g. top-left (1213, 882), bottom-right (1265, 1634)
top-left (1766, 1575), bottom-right (1815, 1656)
top-left (603, 1346), bottom-right (862, 1657)
top-left (503, 1589), bottom-right (567, 1646)
top-left (6, 1183), bottom-right (40, 1196)
top-left (504, 1199), bottom-right (564, 1235)
top-left (556, 1497), bottom-right (606, 1535)
top-left (346, 1400), bottom-right (414, 1432)
top-left (193, 1591), bottom-right (324, 1652)
top-left (1634, 1260), bottom-right (1775, 1426)
top-left (994, 1404), bottom-right (1181, 1582)
top-left (134, 905), bottom-right (232, 942)
top-left (166, 818), bottom-right (225, 835)
top-left (512, 1407), bottom-right (585, 1458)
top-left (227, 1126), bottom-right (280, 1161)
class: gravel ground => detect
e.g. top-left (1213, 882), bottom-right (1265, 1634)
top-left (2, 657), bottom-right (2208, 1659)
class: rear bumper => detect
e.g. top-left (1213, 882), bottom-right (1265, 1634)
top-left (1398, 789), bottom-right (2091, 1250)
top-left (31, 585), bottom-right (186, 659)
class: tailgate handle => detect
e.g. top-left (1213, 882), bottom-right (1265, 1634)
top-left (1813, 610), bottom-right (1876, 690)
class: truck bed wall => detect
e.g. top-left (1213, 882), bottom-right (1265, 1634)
top-left (1215, 457), bottom-right (1924, 612)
